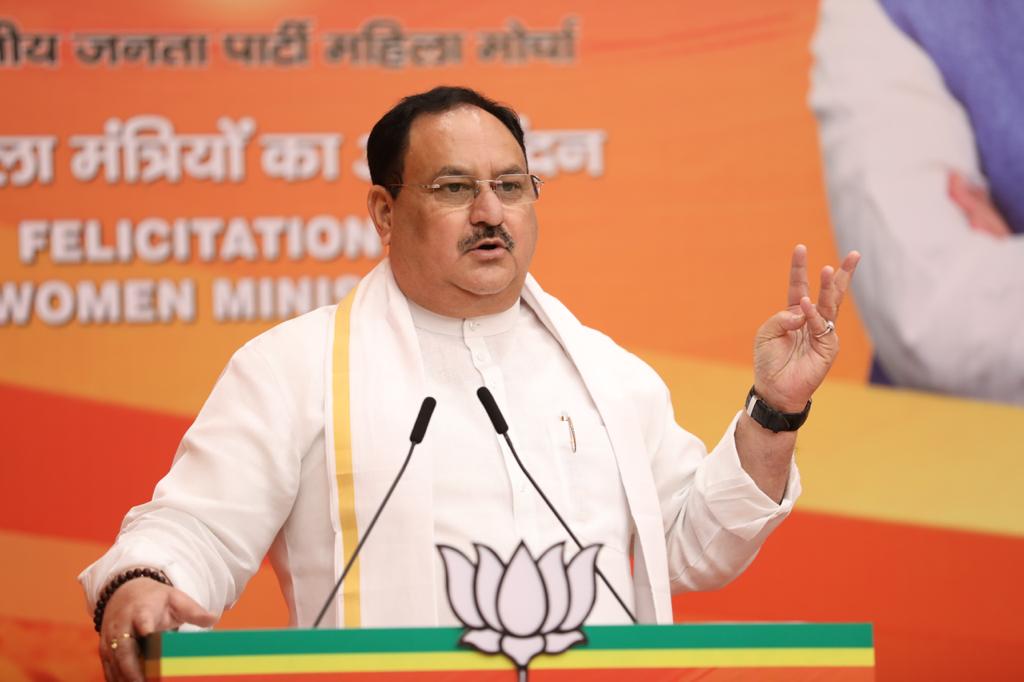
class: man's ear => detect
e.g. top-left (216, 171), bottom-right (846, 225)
top-left (367, 185), bottom-right (395, 247)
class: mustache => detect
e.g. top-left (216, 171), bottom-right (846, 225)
top-left (457, 224), bottom-right (515, 253)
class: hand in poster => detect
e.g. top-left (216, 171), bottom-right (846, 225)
top-left (948, 171), bottom-right (1012, 239)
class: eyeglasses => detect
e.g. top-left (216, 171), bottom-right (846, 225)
top-left (390, 174), bottom-right (544, 207)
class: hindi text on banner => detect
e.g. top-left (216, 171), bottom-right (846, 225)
top-left (478, 18), bottom-right (577, 64)
top-left (72, 31), bottom-right (207, 66)
top-left (0, 19), bottom-right (59, 67)
top-left (0, 136), bottom-right (57, 187)
top-left (324, 19), bottom-right (462, 68)
top-left (223, 20), bottom-right (310, 66)
top-left (260, 133), bottom-right (342, 182)
top-left (69, 116), bottom-right (256, 184)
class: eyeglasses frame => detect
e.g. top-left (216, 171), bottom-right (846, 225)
top-left (388, 173), bottom-right (545, 205)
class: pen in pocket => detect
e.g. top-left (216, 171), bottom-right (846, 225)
top-left (560, 413), bottom-right (576, 453)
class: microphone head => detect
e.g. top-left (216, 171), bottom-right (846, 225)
top-left (409, 397), bottom-right (437, 444)
top-left (476, 387), bottom-right (509, 435)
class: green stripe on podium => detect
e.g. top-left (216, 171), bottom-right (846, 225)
top-left (156, 623), bottom-right (873, 657)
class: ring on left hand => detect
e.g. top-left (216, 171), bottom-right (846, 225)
top-left (109, 632), bottom-right (132, 649)
top-left (814, 319), bottom-right (836, 338)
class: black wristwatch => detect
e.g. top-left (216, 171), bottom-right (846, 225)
top-left (744, 386), bottom-right (811, 433)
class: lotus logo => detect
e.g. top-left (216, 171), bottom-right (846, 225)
top-left (438, 541), bottom-right (601, 680)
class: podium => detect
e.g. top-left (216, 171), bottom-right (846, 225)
top-left (145, 622), bottom-right (874, 680)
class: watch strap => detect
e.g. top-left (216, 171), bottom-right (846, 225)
top-left (744, 385), bottom-right (811, 433)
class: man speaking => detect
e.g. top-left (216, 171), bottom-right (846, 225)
top-left (81, 86), bottom-right (859, 681)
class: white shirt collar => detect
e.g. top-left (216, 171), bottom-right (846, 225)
top-left (407, 298), bottom-right (521, 337)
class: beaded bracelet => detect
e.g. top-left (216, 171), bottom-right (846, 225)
top-left (92, 567), bottom-right (171, 633)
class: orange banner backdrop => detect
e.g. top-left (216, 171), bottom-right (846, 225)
top-left (1, 1), bottom-right (1020, 680)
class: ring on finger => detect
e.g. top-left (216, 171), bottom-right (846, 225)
top-left (814, 319), bottom-right (836, 338)
top-left (109, 631), bottom-right (133, 650)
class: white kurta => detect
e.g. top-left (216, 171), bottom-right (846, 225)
top-left (408, 298), bottom-right (634, 624)
top-left (80, 260), bottom-right (799, 627)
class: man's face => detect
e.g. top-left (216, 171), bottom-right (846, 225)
top-left (369, 105), bottom-right (538, 317)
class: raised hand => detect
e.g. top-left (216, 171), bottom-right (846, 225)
top-left (752, 244), bottom-right (860, 413)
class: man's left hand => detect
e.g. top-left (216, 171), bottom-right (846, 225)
top-left (752, 244), bottom-right (860, 413)
top-left (734, 245), bottom-right (859, 503)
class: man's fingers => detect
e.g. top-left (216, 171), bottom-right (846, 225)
top-left (101, 619), bottom-right (132, 681)
top-left (110, 632), bottom-right (145, 682)
top-left (816, 252), bottom-right (860, 323)
top-left (98, 580), bottom-right (207, 682)
top-left (800, 296), bottom-right (839, 350)
top-left (168, 589), bottom-right (217, 628)
top-left (800, 296), bottom-right (822, 328)
top-left (133, 611), bottom-right (156, 637)
top-left (837, 250), bottom-right (860, 282)
top-left (817, 265), bottom-right (837, 320)
top-left (786, 244), bottom-right (809, 308)
top-left (758, 308), bottom-right (806, 341)
top-left (833, 251), bottom-right (861, 314)
top-left (100, 647), bottom-right (117, 682)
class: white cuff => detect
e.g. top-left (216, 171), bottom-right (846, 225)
top-left (696, 411), bottom-right (802, 542)
top-left (78, 535), bottom-right (210, 615)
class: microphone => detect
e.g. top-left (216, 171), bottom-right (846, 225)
top-left (475, 387), bottom-right (637, 624)
top-left (410, 397), bottom-right (435, 443)
top-left (477, 388), bottom-right (509, 434)
top-left (312, 396), bottom-right (437, 628)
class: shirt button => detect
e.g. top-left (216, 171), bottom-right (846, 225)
top-left (474, 351), bottom-right (485, 362)
top-left (468, 321), bottom-right (480, 331)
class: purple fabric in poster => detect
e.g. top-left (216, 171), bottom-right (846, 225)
top-left (880, 0), bottom-right (1024, 234)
